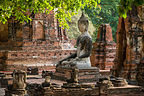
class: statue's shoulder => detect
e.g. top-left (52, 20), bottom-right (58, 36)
top-left (81, 35), bottom-right (92, 41)
top-left (77, 35), bottom-right (92, 45)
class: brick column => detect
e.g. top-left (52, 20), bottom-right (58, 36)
top-left (113, 5), bottom-right (144, 83)
top-left (90, 24), bottom-right (116, 70)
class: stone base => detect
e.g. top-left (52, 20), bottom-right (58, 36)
top-left (81, 84), bottom-right (95, 88)
top-left (44, 86), bottom-right (100, 96)
top-left (108, 85), bottom-right (143, 96)
top-left (110, 77), bottom-right (128, 87)
top-left (5, 89), bottom-right (26, 96)
top-left (62, 83), bottom-right (96, 89)
top-left (62, 83), bottom-right (81, 88)
top-left (127, 80), bottom-right (138, 85)
top-left (52, 67), bottom-right (100, 83)
top-left (43, 87), bottom-right (54, 96)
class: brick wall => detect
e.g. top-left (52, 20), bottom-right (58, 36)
top-left (0, 11), bottom-right (75, 72)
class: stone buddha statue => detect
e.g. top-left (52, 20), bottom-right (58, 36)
top-left (57, 13), bottom-right (92, 69)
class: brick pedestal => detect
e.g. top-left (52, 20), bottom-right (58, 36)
top-left (52, 67), bottom-right (100, 83)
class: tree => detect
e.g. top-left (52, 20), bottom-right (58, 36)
top-left (118, 0), bottom-right (143, 18)
top-left (0, 0), bottom-right (100, 28)
top-left (0, 0), bottom-right (143, 29)
top-left (84, 0), bottom-right (120, 42)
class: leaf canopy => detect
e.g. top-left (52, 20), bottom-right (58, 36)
top-left (0, 0), bottom-right (100, 28)
top-left (118, 0), bottom-right (144, 18)
top-left (0, 0), bottom-right (143, 28)
top-left (84, 0), bottom-right (119, 42)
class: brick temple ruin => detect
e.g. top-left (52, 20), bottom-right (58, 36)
top-left (112, 5), bottom-right (144, 85)
top-left (0, 4), bottom-right (144, 96)
top-left (90, 24), bottom-right (116, 70)
top-left (4, 69), bottom-right (144, 96)
top-left (0, 11), bottom-right (75, 73)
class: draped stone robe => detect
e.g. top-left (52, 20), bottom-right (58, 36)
top-left (60, 32), bottom-right (93, 69)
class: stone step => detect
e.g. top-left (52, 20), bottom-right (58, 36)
top-left (52, 67), bottom-right (100, 83)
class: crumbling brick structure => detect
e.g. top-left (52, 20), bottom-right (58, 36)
top-left (112, 5), bottom-right (144, 84)
top-left (90, 24), bottom-right (116, 70)
top-left (0, 11), bottom-right (75, 72)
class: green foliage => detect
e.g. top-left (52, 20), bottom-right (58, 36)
top-left (0, 0), bottom-right (143, 31)
top-left (84, 0), bottom-right (120, 42)
top-left (118, 0), bottom-right (144, 18)
top-left (0, 0), bottom-right (100, 28)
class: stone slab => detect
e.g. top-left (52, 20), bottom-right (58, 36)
top-left (52, 67), bottom-right (100, 83)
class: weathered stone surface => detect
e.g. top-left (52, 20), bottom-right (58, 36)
top-left (12, 70), bottom-right (26, 90)
top-left (52, 67), bottom-right (100, 83)
top-left (112, 5), bottom-right (144, 84)
top-left (56, 13), bottom-right (93, 69)
top-left (29, 83), bottom-right (100, 96)
top-left (65, 68), bottom-right (79, 84)
top-left (25, 79), bottom-right (144, 96)
top-left (0, 22), bottom-right (9, 42)
top-left (26, 83), bottom-right (44, 96)
top-left (110, 77), bottom-right (128, 87)
top-left (53, 13), bottom-right (100, 83)
top-left (5, 70), bottom-right (27, 96)
top-left (42, 76), bottom-right (51, 88)
top-left (2, 77), bottom-right (144, 96)
top-left (0, 51), bottom-right (8, 71)
top-left (90, 24), bottom-right (116, 70)
top-left (136, 57), bottom-right (144, 86)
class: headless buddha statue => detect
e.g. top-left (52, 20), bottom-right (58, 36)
top-left (57, 13), bottom-right (92, 69)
